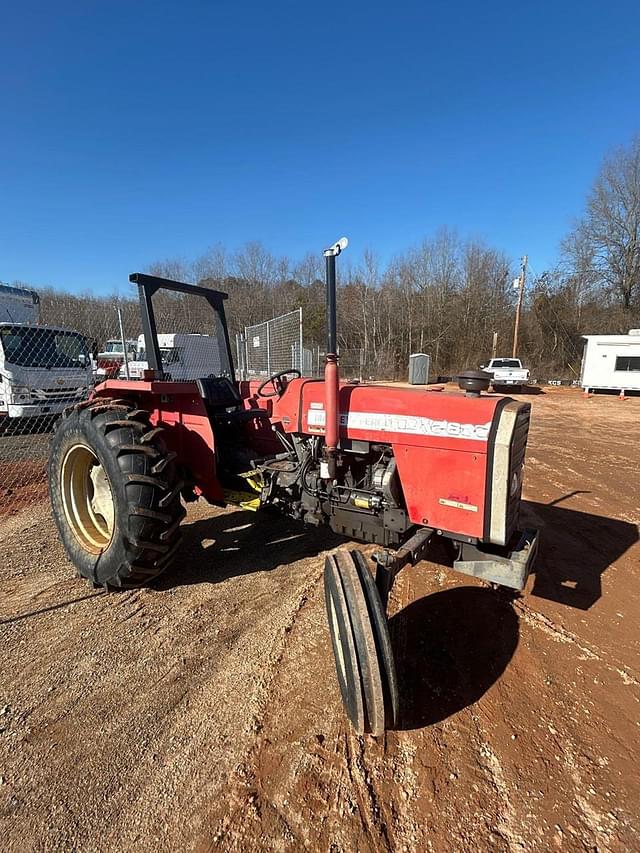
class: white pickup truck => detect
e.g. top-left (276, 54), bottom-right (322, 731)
top-left (481, 357), bottom-right (530, 392)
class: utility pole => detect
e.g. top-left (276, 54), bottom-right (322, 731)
top-left (512, 255), bottom-right (528, 358)
top-left (491, 331), bottom-right (498, 360)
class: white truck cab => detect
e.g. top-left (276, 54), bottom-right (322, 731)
top-left (99, 339), bottom-right (138, 359)
top-left (0, 284), bottom-right (93, 421)
top-left (481, 357), bottom-right (530, 392)
top-left (0, 323), bottom-right (93, 419)
top-left (94, 338), bottom-right (138, 381)
top-left (120, 333), bottom-right (224, 381)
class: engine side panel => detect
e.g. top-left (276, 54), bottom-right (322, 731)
top-left (392, 444), bottom-right (487, 537)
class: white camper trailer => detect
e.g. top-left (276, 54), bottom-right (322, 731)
top-left (580, 330), bottom-right (640, 393)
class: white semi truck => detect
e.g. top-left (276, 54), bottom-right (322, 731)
top-left (0, 283), bottom-right (93, 425)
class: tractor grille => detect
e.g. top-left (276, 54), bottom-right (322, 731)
top-left (487, 401), bottom-right (531, 547)
top-left (505, 404), bottom-right (531, 543)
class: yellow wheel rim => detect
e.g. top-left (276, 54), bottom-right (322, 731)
top-left (60, 443), bottom-right (115, 553)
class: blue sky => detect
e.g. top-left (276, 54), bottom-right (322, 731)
top-left (1, 0), bottom-right (639, 293)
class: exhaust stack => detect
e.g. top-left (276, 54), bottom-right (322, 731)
top-left (323, 237), bottom-right (348, 478)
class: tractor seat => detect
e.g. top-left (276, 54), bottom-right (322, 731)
top-left (196, 377), bottom-right (269, 423)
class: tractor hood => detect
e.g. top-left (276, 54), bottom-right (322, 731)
top-left (261, 378), bottom-right (530, 545)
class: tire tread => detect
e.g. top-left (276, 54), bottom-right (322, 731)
top-left (48, 398), bottom-right (184, 589)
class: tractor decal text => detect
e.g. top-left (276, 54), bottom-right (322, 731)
top-left (306, 409), bottom-right (491, 441)
top-left (439, 497), bottom-right (479, 512)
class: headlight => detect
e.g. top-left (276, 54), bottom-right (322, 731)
top-left (11, 385), bottom-right (30, 401)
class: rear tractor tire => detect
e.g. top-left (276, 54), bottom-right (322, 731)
top-left (48, 398), bottom-right (185, 589)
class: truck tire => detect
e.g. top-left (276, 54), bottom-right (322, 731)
top-left (48, 398), bottom-right (185, 589)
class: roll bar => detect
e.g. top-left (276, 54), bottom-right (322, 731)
top-left (129, 272), bottom-right (234, 378)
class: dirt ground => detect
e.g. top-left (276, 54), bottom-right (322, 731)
top-left (0, 387), bottom-right (639, 852)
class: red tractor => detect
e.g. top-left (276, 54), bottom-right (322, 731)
top-left (48, 238), bottom-right (538, 735)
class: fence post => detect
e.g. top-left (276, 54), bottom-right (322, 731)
top-left (236, 333), bottom-right (246, 380)
top-left (266, 321), bottom-right (271, 375)
top-left (117, 306), bottom-right (130, 380)
top-left (299, 307), bottom-right (303, 373)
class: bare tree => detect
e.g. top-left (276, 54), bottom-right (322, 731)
top-left (564, 136), bottom-right (640, 313)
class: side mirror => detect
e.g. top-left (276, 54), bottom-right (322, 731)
top-left (480, 364), bottom-right (486, 369)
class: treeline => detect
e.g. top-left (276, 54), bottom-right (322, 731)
top-left (29, 135), bottom-right (640, 378)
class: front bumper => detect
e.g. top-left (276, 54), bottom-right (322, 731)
top-left (453, 528), bottom-right (539, 591)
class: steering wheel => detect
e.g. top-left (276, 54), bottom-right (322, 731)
top-left (257, 369), bottom-right (301, 398)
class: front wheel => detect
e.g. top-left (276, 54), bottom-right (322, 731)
top-left (49, 398), bottom-right (185, 589)
top-left (324, 549), bottom-right (399, 735)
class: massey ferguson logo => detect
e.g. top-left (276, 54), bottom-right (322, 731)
top-left (307, 409), bottom-right (491, 441)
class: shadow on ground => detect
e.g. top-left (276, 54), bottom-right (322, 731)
top-left (155, 508), bottom-right (343, 590)
top-left (513, 384), bottom-right (545, 395)
top-left (149, 497), bottom-right (637, 733)
top-left (390, 586), bottom-right (519, 731)
top-left (522, 499), bottom-right (638, 610)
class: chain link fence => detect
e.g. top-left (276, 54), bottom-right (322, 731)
top-left (304, 346), bottom-right (365, 381)
top-left (236, 308), bottom-right (303, 379)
